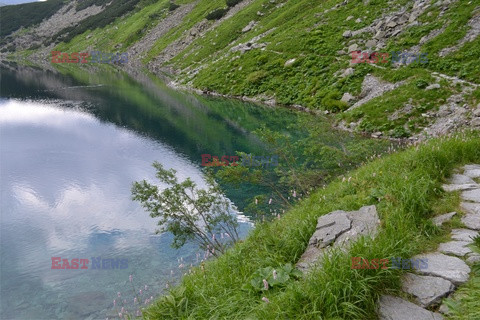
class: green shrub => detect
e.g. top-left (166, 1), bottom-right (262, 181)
top-left (206, 8), bottom-right (227, 20)
top-left (226, 0), bottom-right (243, 7)
top-left (415, 79), bottom-right (429, 89)
top-left (169, 1), bottom-right (180, 11)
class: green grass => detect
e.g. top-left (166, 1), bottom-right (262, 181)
top-left (143, 131), bottom-right (480, 319)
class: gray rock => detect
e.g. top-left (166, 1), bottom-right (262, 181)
top-left (438, 241), bottom-right (472, 257)
top-left (466, 253), bottom-right (480, 265)
top-left (242, 20), bottom-right (257, 33)
top-left (461, 212), bottom-right (480, 231)
top-left (386, 21), bottom-right (397, 28)
top-left (442, 184), bottom-right (479, 192)
top-left (308, 210), bottom-right (351, 249)
top-left (341, 67), bottom-right (354, 78)
top-left (426, 83), bottom-right (441, 90)
top-left (401, 273), bottom-right (454, 307)
top-left (451, 228), bottom-right (478, 242)
top-left (450, 173), bottom-right (476, 184)
top-left (346, 15), bottom-right (354, 21)
top-left (438, 303), bottom-right (450, 315)
top-left (284, 58), bottom-right (296, 67)
top-left (355, 18), bottom-right (362, 23)
top-left (297, 205), bottom-right (379, 272)
top-left (365, 39), bottom-right (377, 48)
top-left (343, 30), bottom-right (353, 38)
top-left (464, 169), bottom-right (480, 179)
top-left (377, 295), bottom-right (444, 320)
top-left (432, 212), bottom-right (456, 226)
top-left (348, 43), bottom-right (359, 52)
top-left (414, 253), bottom-right (471, 285)
top-left (461, 202), bottom-right (480, 215)
top-left (341, 92), bottom-right (355, 103)
top-left (335, 205), bottom-right (380, 245)
top-left (461, 189), bottom-right (480, 203)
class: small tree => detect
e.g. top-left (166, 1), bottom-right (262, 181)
top-left (132, 162), bottom-right (239, 257)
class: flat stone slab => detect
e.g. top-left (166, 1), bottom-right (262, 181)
top-left (413, 253), bottom-right (471, 285)
top-left (432, 212), bottom-right (456, 226)
top-left (461, 202), bottom-right (480, 215)
top-left (443, 184), bottom-right (479, 192)
top-left (377, 295), bottom-right (444, 320)
top-left (450, 173), bottom-right (476, 184)
top-left (464, 169), bottom-right (480, 179)
top-left (463, 164), bottom-right (480, 171)
top-left (307, 210), bottom-right (351, 249)
top-left (466, 253), bottom-right (480, 265)
top-left (438, 241), bottom-right (472, 257)
top-left (401, 273), bottom-right (454, 307)
top-left (297, 205), bottom-right (379, 272)
top-left (335, 205), bottom-right (379, 245)
top-left (451, 228), bottom-right (478, 242)
top-left (461, 188), bottom-right (480, 203)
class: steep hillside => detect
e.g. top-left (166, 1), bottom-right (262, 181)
top-left (2, 0), bottom-right (479, 140)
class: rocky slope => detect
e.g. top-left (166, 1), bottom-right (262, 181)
top-left (1, 0), bottom-right (479, 140)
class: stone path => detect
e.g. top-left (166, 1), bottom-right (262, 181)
top-left (377, 164), bottom-right (480, 319)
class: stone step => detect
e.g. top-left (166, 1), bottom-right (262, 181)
top-left (377, 295), bottom-right (444, 320)
top-left (438, 241), bottom-right (472, 257)
top-left (461, 188), bottom-right (480, 203)
top-left (451, 228), bottom-right (478, 242)
top-left (401, 273), bottom-right (454, 308)
top-left (413, 253), bottom-right (470, 286)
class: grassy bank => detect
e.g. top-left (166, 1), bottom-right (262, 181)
top-left (144, 131), bottom-right (480, 319)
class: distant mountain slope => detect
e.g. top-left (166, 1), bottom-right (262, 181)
top-left (0, 0), bottom-right (65, 38)
top-left (2, 0), bottom-right (480, 139)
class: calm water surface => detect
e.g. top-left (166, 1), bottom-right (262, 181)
top-left (1, 65), bottom-right (295, 319)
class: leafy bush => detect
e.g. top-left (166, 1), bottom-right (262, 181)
top-left (132, 162), bottom-right (239, 256)
top-left (390, 126), bottom-right (410, 138)
top-left (226, 0), bottom-right (243, 7)
top-left (169, 1), bottom-right (180, 11)
top-left (415, 79), bottom-right (429, 89)
top-left (206, 8), bottom-right (227, 20)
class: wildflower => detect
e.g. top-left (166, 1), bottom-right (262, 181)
top-left (119, 313), bottom-right (122, 318)
top-left (293, 190), bottom-right (296, 198)
top-left (134, 297), bottom-right (137, 304)
top-left (179, 263), bottom-right (184, 269)
top-left (262, 297), bottom-right (270, 303)
top-left (139, 289), bottom-right (143, 295)
top-left (269, 198), bottom-right (272, 205)
top-left (273, 270), bottom-right (277, 280)
top-left (136, 310), bottom-right (141, 317)
top-left (263, 279), bottom-right (269, 290)
top-left (255, 198), bottom-right (258, 205)
top-left (129, 275), bottom-right (133, 282)
top-left (113, 299), bottom-right (116, 307)
top-left (121, 307), bottom-right (125, 313)
top-left (150, 296), bottom-right (154, 300)
top-left (166, 283), bottom-right (169, 289)
top-left (117, 292), bottom-right (121, 298)
top-left (277, 214), bottom-right (280, 219)
top-left (145, 285), bottom-right (148, 291)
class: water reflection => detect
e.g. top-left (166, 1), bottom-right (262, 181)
top-left (0, 99), bottom-right (249, 319)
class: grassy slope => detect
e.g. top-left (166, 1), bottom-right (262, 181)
top-left (40, 0), bottom-right (480, 137)
top-left (143, 131), bottom-right (480, 319)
